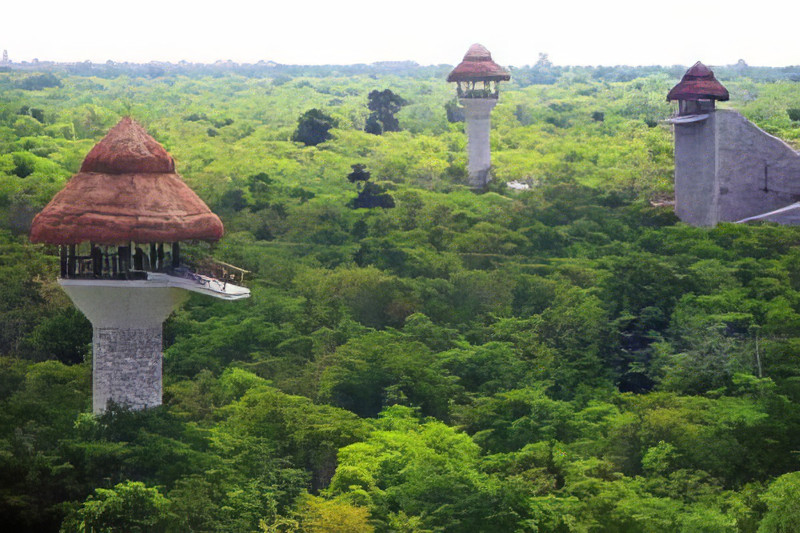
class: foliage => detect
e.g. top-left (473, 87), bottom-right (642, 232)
top-left (292, 108), bottom-right (336, 146)
top-left (365, 89), bottom-right (407, 134)
top-left (17, 73), bottom-right (62, 91)
top-left (758, 471), bottom-right (800, 532)
top-left (347, 163), bottom-right (371, 187)
top-left (328, 406), bottom-right (530, 532)
top-left (0, 63), bottom-right (798, 532)
top-left (351, 181), bottom-right (395, 209)
top-left (345, 164), bottom-right (395, 209)
top-left (60, 481), bottom-right (176, 533)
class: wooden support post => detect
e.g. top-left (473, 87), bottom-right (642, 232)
top-left (133, 247), bottom-right (144, 271)
top-left (157, 243), bottom-right (164, 270)
top-left (92, 245), bottom-right (103, 278)
top-left (118, 245), bottom-right (131, 276)
top-left (67, 245), bottom-right (77, 278)
top-left (150, 243), bottom-right (158, 270)
top-left (60, 246), bottom-right (68, 278)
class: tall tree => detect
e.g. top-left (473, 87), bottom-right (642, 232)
top-left (365, 89), bottom-right (406, 134)
top-left (61, 481), bottom-right (176, 533)
top-left (292, 109), bottom-right (336, 146)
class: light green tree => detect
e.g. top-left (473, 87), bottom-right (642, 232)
top-left (61, 481), bottom-right (176, 533)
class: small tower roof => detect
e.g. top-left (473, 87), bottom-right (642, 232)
top-left (447, 44), bottom-right (511, 82)
top-left (667, 62), bottom-right (729, 102)
top-left (30, 118), bottom-right (223, 245)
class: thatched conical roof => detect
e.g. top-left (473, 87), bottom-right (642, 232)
top-left (447, 44), bottom-right (511, 82)
top-left (30, 117), bottom-right (223, 245)
top-left (667, 62), bottom-right (729, 102)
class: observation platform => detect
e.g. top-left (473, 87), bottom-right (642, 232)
top-left (59, 271), bottom-right (250, 300)
top-left (664, 113), bottom-right (710, 125)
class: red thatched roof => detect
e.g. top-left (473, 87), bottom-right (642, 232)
top-left (447, 44), bottom-right (511, 82)
top-left (30, 118), bottom-right (223, 245)
top-left (667, 62), bottom-right (729, 102)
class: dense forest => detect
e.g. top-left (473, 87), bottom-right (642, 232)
top-left (1, 59), bottom-right (800, 532)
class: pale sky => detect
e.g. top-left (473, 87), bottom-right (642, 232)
top-left (5, 0), bottom-right (799, 67)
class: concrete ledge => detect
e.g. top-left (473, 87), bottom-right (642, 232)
top-left (60, 272), bottom-right (250, 300)
top-left (665, 114), bottom-right (709, 124)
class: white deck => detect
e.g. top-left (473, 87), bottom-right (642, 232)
top-left (59, 272), bottom-right (250, 300)
top-left (664, 114), bottom-right (710, 125)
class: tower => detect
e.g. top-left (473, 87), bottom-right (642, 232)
top-left (447, 44), bottom-right (510, 188)
top-left (666, 62), bottom-right (730, 226)
top-left (30, 118), bottom-right (249, 413)
top-left (1, 50), bottom-right (8, 64)
top-left (667, 62), bottom-right (800, 226)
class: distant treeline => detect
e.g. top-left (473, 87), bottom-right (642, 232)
top-left (5, 58), bottom-right (800, 84)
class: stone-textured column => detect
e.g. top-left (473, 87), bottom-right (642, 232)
top-left (461, 98), bottom-right (498, 188)
top-left (59, 282), bottom-right (187, 412)
top-left (93, 327), bottom-right (163, 412)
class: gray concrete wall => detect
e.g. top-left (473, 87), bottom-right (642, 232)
top-left (673, 109), bottom-right (800, 226)
top-left (715, 110), bottom-right (800, 222)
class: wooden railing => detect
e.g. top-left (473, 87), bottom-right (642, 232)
top-left (187, 258), bottom-right (249, 284)
top-left (59, 242), bottom-right (249, 285)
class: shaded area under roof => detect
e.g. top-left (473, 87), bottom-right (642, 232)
top-left (667, 61), bottom-right (729, 102)
top-left (447, 43), bottom-right (511, 82)
top-left (30, 118), bottom-right (223, 245)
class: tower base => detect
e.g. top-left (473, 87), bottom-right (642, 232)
top-left (60, 280), bottom-right (188, 413)
top-left (93, 326), bottom-right (163, 412)
top-left (60, 273), bottom-right (249, 413)
top-left (461, 97), bottom-right (498, 188)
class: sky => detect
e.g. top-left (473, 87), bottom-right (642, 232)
top-left (4, 0), bottom-right (799, 67)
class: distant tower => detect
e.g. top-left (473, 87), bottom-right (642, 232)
top-left (1, 50), bottom-right (8, 64)
top-left (30, 118), bottom-right (249, 413)
top-left (447, 44), bottom-right (510, 188)
top-left (666, 62), bottom-right (730, 226)
top-left (667, 62), bottom-right (800, 226)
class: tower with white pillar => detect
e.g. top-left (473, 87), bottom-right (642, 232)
top-left (30, 118), bottom-right (249, 412)
top-left (447, 44), bottom-right (510, 188)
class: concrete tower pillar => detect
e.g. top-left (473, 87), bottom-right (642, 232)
top-left (61, 282), bottom-right (188, 412)
top-left (462, 98), bottom-right (498, 188)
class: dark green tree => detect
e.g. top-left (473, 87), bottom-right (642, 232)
top-left (344, 164), bottom-right (394, 209)
top-left (18, 73), bottom-right (62, 90)
top-left (347, 164), bottom-right (371, 189)
top-left (365, 89), bottom-right (406, 134)
top-left (292, 108), bottom-right (336, 146)
top-left (352, 182), bottom-right (395, 209)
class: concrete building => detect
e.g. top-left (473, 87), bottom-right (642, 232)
top-left (447, 44), bottom-right (510, 188)
top-left (30, 118), bottom-right (249, 413)
top-left (667, 62), bottom-right (800, 226)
